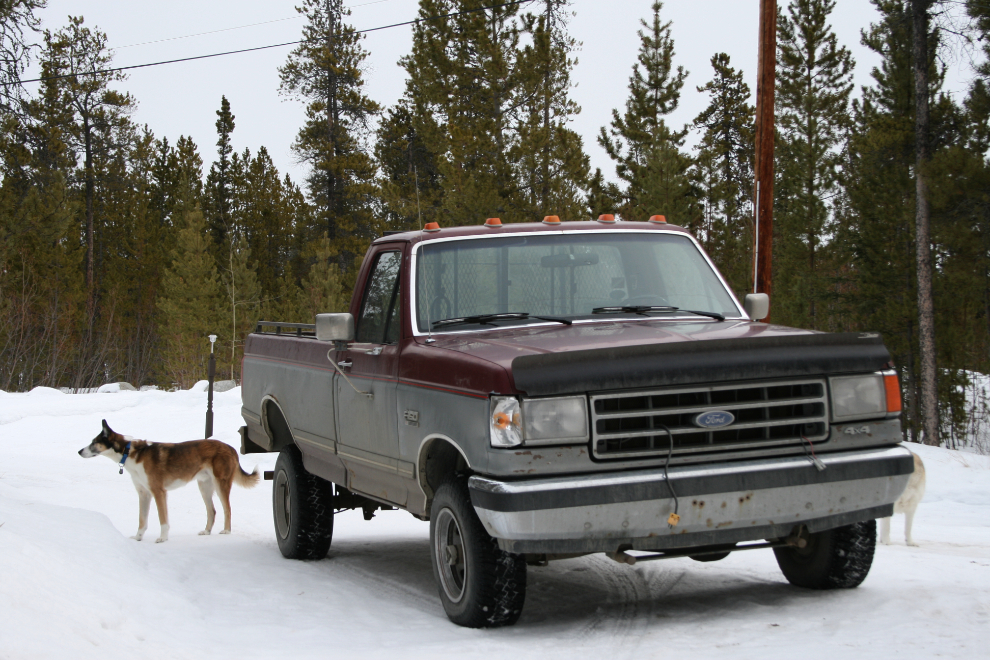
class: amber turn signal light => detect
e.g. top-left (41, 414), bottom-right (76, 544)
top-left (884, 373), bottom-right (902, 413)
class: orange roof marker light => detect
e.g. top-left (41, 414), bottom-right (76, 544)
top-left (542, 215), bottom-right (561, 225)
top-left (423, 222), bottom-right (441, 233)
top-left (649, 215), bottom-right (667, 224)
top-left (484, 217), bottom-right (502, 227)
top-left (597, 214), bottom-right (616, 224)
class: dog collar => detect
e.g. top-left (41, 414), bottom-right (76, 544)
top-left (118, 442), bottom-right (131, 475)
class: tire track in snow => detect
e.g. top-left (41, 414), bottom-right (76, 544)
top-left (574, 555), bottom-right (689, 656)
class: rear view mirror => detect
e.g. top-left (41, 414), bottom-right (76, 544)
top-left (744, 294), bottom-right (770, 321)
top-left (316, 313), bottom-right (355, 342)
top-left (540, 252), bottom-right (600, 268)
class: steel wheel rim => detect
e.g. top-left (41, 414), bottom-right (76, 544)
top-left (275, 469), bottom-right (291, 539)
top-left (435, 508), bottom-right (467, 603)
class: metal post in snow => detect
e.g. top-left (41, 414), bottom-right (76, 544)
top-left (206, 334), bottom-right (217, 439)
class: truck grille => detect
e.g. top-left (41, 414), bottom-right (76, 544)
top-left (591, 379), bottom-right (828, 460)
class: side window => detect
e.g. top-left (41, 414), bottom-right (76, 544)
top-left (356, 251), bottom-right (402, 344)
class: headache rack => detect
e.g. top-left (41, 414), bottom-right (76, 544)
top-left (253, 321), bottom-right (317, 337)
top-left (591, 378), bottom-right (829, 460)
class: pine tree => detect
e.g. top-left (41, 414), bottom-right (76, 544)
top-left (375, 102), bottom-right (444, 232)
top-left (401, 0), bottom-right (526, 223)
top-left (41, 16), bottom-right (134, 319)
top-left (157, 205), bottom-right (223, 389)
top-left (299, 232), bottom-right (347, 318)
top-left (692, 53), bottom-right (754, 296)
top-left (842, 0), bottom-right (959, 441)
top-left (514, 0), bottom-right (590, 220)
top-left (203, 96), bottom-right (236, 267)
top-left (238, 146), bottom-right (305, 303)
top-left (773, 0), bottom-right (854, 330)
top-left (586, 167), bottom-right (622, 217)
top-left (279, 0), bottom-right (379, 279)
top-left (0, 0), bottom-right (46, 112)
top-left (598, 1), bottom-right (693, 224)
top-left (220, 233), bottom-right (261, 381)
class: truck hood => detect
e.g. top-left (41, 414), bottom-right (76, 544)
top-left (420, 320), bottom-right (890, 395)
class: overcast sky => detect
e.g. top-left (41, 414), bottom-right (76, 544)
top-left (27, 0), bottom-right (977, 192)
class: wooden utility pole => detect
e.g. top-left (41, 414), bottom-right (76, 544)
top-left (753, 0), bottom-right (777, 317)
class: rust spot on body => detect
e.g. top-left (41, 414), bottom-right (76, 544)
top-left (716, 521), bottom-right (733, 529)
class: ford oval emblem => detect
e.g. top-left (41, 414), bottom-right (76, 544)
top-left (694, 410), bottom-right (735, 429)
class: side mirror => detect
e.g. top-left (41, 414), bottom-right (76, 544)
top-left (316, 313), bottom-right (355, 342)
top-left (744, 293), bottom-right (770, 321)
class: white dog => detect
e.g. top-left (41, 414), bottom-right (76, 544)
top-left (881, 451), bottom-right (926, 546)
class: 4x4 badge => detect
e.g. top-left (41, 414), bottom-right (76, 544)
top-left (694, 410), bottom-right (735, 429)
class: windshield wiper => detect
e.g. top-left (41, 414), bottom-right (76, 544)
top-left (591, 306), bottom-right (725, 321)
top-left (431, 312), bottom-right (572, 330)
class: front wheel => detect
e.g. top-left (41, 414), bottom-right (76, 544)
top-left (773, 520), bottom-right (876, 589)
top-left (429, 480), bottom-right (527, 628)
top-left (273, 446), bottom-right (334, 560)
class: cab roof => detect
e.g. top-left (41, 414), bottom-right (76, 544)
top-left (371, 220), bottom-right (693, 246)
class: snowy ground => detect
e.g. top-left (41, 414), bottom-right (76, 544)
top-left (0, 387), bottom-right (988, 660)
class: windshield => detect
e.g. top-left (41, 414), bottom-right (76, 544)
top-left (413, 232), bottom-right (741, 332)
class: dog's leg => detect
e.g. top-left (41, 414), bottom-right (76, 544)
top-left (198, 475), bottom-right (216, 535)
top-left (152, 487), bottom-right (169, 543)
top-left (904, 509), bottom-right (918, 546)
top-left (216, 475), bottom-right (233, 534)
top-left (132, 487), bottom-right (152, 541)
top-left (880, 516), bottom-right (891, 545)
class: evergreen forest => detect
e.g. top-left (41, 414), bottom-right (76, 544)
top-left (2, 0), bottom-right (990, 449)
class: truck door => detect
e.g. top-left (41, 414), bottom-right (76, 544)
top-left (334, 249), bottom-right (408, 505)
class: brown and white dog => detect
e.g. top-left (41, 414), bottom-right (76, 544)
top-left (881, 451), bottom-right (926, 546)
top-left (78, 419), bottom-right (259, 543)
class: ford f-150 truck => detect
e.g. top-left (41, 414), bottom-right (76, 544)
top-left (239, 217), bottom-right (914, 628)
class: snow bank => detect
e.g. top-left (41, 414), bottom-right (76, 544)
top-left (0, 389), bottom-right (987, 659)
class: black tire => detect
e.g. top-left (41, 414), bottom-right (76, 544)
top-left (429, 480), bottom-right (527, 628)
top-left (773, 520), bottom-right (877, 590)
top-left (273, 445), bottom-right (334, 560)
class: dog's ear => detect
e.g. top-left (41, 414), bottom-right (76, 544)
top-left (102, 419), bottom-right (112, 438)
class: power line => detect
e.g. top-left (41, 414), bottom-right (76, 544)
top-left (13, 0), bottom-right (534, 87)
top-left (115, 0), bottom-right (402, 50)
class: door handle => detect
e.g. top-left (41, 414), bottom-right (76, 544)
top-left (337, 360), bottom-right (352, 369)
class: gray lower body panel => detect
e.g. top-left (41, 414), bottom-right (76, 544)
top-left (468, 445), bottom-right (913, 554)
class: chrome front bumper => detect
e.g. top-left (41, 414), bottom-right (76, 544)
top-left (469, 445), bottom-right (914, 554)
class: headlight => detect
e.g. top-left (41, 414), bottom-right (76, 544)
top-left (521, 396), bottom-right (589, 445)
top-left (830, 374), bottom-right (886, 422)
top-left (490, 396), bottom-right (523, 447)
top-left (489, 395), bottom-right (589, 447)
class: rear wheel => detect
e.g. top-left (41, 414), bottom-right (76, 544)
top-left (773, 520), bottom-right (876, 589)
top-left (273, 446), bottom-right (334, 560)
top-left (429, 480), bottom-right (527, 628)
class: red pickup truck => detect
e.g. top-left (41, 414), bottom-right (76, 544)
top-left (240, 218), bottom-right (913, 628)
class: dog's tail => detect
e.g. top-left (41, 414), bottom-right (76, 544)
top-left (234, 464), bottom-right (261, 489)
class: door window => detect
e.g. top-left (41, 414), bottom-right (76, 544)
top-left (356, 251), bottom-right (402, 344)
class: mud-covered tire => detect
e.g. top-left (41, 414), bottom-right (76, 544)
top-left (429, 480), bottom-right (527, 628)
top-left (773, 520), bottom-right (876, 589)
top-left (273, 445), bottom-right (334, 560)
